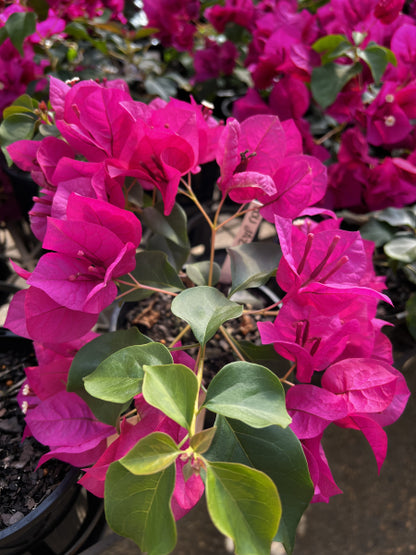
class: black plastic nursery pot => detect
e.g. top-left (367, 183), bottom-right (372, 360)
top-left (0, 330), bottom-right (105, 555)
top-left (0, 468), bottom-right (104, 555)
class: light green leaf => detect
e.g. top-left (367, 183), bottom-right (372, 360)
top-left (205, 461), bottom-right (281, 555)
top-left (105, 462), bottom-right (176, 555)
top-left (312, 34), bottom-right (349, 53)
top-left (84, 342), bottom-right (173, 403)
top-left (65, 21), bottom-right (90, 40)
top-left (120, 432), bottom-right (181, 475)
top-left (204, 362), bottom-right (291, 429)
top-left (205, 416), bottom-right (313, 554)
top-left (384, 236), bottom-right (416, 263)
top-left (3, 94), bottom-right (38, 117)
top-left (352, 31), bottom-right (367, 46)
top-left (5, 12), bottom-right (36, 55)
top-left (171, 286), bottom-right (243, 345)
top-left (190, 427), bottom-right (217, 454)
top-left (185, 261), bottom-right (221, 286)
top-left (311, 62), bottom-right (362, 109)
top-left (67, 328), bottom-right (151, 425)
top-left (228, 241), bottom-right (281, 296)
top-left (143, 363), bottom-right (198, 430)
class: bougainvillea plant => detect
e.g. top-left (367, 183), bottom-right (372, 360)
top-left (2, 74), bottom-right (410, 555)
top-left (0, 1), bottom-right (412, 555)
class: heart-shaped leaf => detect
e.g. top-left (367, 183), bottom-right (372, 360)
top-left (227, 242), bottom-right (281, 296)
top-left (204, 461), bottom-right (281, 555)
top-left (185, 261), bottom-right (221, 286)
top-left (205, 416), bottom-right (313, 554)
top-left (204, 361), bottom-right (291, 428)
top-left (171, 286), bottom-right (243, 345)
top-left (84, 342), bottom-right (173, 403)
top-left (143, 363), bottom-right (199, 430)
top-left (105, 461), bottom-right (176, 555)
top-left (120, 432), bottom-right (181, 475)
top-left (67, 328), bottom-right (150, 426)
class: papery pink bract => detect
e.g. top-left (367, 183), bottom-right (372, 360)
top-left (301, 435), bottom-right (343, 503)
top-left (286, 384), bottom-right (349, 439)
top-left (25, 390), bottom-right (115, 467)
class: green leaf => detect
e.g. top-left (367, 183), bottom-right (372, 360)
top-left (120, 432), bottom-right (181, 475)
top-left (312, 34), bottom-right (349, 54)
top-left (27, 0), bottom-right (50, 21)
top-left (367, 41), bottom-right (397, 66)
top-left (190, 427), bottom-right (217, 454)
top-left (143, 363), bottom-right (198, 430)
top-left (205, 461), bottom-right (281, 555)
top-left (171, 286), bottom-right (243, 346)
top-left (147, 235), bottom-right (190, 272)
top-left (205, 416), bottom-right (313, 554)
top-left (374, 207), bottom-right (416, 229)
top-left (144, 76), bottom-right (178, 101)
top-left (118, 250), bottom-right (184, 301)
top-left (359, 219), bottom-right (395, 247)
top-left (67, 328), bottom-right (151, 425)
top-left (358, 45), bottom-right (388, 84)
top-left (406, 293), bottom-right (416, 341)
top-left (5, 12), bottom-right (36, 55)
top-left (3, 94), bottom-right (38, 116)
top-left (0, 27), bottom-right (8, 48)
top-left (185, 261), bottom-right (221, 286)
top-left (0, 113), bottom-right (37, 146)
top-left (228, 241), bottom-right (281, 296)
top-left (84, 342), bottom-right (173, 403)
top-left (403, 261), bottom-right (416, 285)
top-left (204, 361), bottom-right (291, 429)
top-left (141, 202), bottom-right (190, 249)
top-left (105, 462), bottom-right (176, 555)
top-left (234, 340), bottom-right (291, 375)
top-left (65, 22), bottom-right (91, 40)
top-left (384, 236), bottom-right (416, 263)
top-left (311, 62), bottom-right (362, 109)
top-left (352, 31), bottom-right (367, 46)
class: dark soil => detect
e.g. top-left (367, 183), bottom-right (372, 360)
top-left (0, 342), bottom-right (71, 530)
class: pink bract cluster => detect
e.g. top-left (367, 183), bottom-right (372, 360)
top-left (258, 215), bottom-right (409, 501)
top-left (142, 0), bottom-right (416, 212)
top-left (4, 75), bottom-right (409, 512)
top-left (0, 0), bottom-right (126, 112)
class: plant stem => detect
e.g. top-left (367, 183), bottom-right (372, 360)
top-left (190, 344), bottom-right (206, 436)
top-left (168, 324), bottom-right (192, 349)
top-left (219, 325), bottom-right (246, 361)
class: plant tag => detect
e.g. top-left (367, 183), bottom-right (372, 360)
top-left (220, 201), bottom-right (263, 284)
